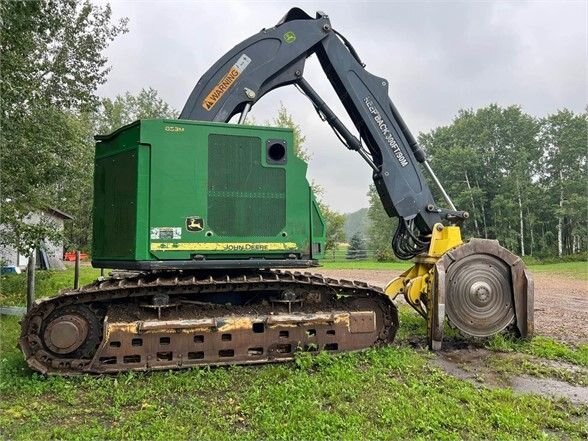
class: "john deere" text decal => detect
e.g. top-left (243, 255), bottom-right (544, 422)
top-left (151, 242), bottom-right (297, 252)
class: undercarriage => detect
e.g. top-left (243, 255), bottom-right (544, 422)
top-left (20, 270), bottom-right (397, 375)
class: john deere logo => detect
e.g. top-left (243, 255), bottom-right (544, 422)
top-left (283, 31), bottom-right (296, 43)
top-left (186, 217), bottom-right (204, 232)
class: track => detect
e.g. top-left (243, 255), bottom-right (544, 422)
top-left (20, 270), bottom-right (398, 375)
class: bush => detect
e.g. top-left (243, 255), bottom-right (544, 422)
top-left (374, 248), bottom-right (396, 262)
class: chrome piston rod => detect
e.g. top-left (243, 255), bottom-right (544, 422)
top-left (422, 161), bottom-right (457, 211)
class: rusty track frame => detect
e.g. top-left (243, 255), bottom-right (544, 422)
top-left (20, 270), bottom-right (398, 375)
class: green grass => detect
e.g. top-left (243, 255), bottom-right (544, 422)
top-left (488, 334), bottom-right (588, 367)
top-left (1, 262), bottom-right (587, 439)
top-left (319, 259), bottom-right (588, 278)
top-left (319, 260), bottom-right (411, 270)
top-left (1, 314), bottom-right (586, 441)
top-left (486, 353), bottom-right (588, 386)
top-left (0, 266), bottom-right (103, 307)
top-left (526, 261), bottom-right (588, 280)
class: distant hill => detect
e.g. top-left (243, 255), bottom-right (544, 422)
top-left (343, 207), bottom-right (369, 242)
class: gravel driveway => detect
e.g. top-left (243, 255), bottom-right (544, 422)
top-left (317, 269), bottom-right (588, 343)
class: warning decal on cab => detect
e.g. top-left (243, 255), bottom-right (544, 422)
top-left (202, 54), bottom-right (252, 111)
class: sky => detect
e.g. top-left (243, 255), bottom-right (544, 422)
top-left (97, 0), bottom-right (587, 213)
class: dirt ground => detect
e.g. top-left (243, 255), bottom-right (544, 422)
top-left (318, 269), bottom-right (588, 343)
top-left (318, 268), bottom-right (588, 403)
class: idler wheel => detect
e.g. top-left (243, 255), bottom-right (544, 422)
top-left (445, 254), bottom-right (515, 337)
top-left (41, 305), bottom-right (101, 358)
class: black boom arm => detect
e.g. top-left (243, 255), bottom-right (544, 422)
top-left (180, 8), bottom-right (464, 259)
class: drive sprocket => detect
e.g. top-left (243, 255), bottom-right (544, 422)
top-left (41, 305), bottom-right (102, 358)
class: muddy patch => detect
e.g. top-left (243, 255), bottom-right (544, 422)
top-left (433, 348), bottom-right (588, 404)
top-left (434, 348), bottom-right (509, 387)
top-left (510, 376), bottom-right (588, 405)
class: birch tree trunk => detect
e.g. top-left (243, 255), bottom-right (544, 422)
top-left (557, 171), bottom-right (563, 257)
top-left (516, 179), bottom-right (525, 256)
top-left (527, 207), bottom-right (534, 256)
top-left (475, 179), bottom-right (488, 238)
top-left (464, 171), bottom-right (480, 236)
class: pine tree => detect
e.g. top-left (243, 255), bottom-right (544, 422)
top-left (346, 233), bottom-right (367, 260)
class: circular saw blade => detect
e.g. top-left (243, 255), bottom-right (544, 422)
top-left (445, 254), bottom-right (515, 337)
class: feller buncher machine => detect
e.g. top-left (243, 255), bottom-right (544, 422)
top-left (20, 8), bottom-right (533, 374)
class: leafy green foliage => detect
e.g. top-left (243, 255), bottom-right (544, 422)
top-left (95, 87), bottom-right (178, 134)
top-left (366, 185), bottom-right (397, 258)
top-left (0, 1), bottom-right (127, 114)
top-left (320, 205), bottom-right (345, 252)
top-left (0, 0), bottom-right (127, 256)
top-left (269, 103), bottom-right (310, 163)
top-left (540, 109), bottom-right (588, 256)
top-left (54, 113), bottom-right (96, 252)
top-left (418, 105), bottom-right (587, 258)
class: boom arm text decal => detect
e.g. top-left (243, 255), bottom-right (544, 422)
top-left (364, 97), bottom-right (409, 167)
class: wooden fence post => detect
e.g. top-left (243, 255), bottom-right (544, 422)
top-left (26, 250), bottom-right (36, 311)
top-left (74, 250), bottom-right (80, 289)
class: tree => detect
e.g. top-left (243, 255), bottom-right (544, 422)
top-left (540, 109), bottom-right (587, 256)
top-left (346, 233), bottom-right (367, 260)
top-left (50, 112), bottom-right (96, 252)
top-left (0, 0), bottom-right (127, 257)
top-left (320, 206), bottom-right (346, 253)
top-left (419, 105), bottom-right (541, 256)
top-left (95, 88), bottom-right (178, 134)
top-left (268, 104), bottom-right (343, 254)
top-left (270, 103), bottom-right (310, 162)
top-left (366, 185), bottom-right (397, 260)
top-left (60, 89), bottom-right (178, 251)
top-left (0, 1), bottom-right (127, 114)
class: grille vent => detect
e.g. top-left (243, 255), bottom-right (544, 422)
top-left (208, 134), bottom-right (286, 237)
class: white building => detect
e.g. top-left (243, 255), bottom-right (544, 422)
top-left (0, 208), bottom-right (73, 270)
